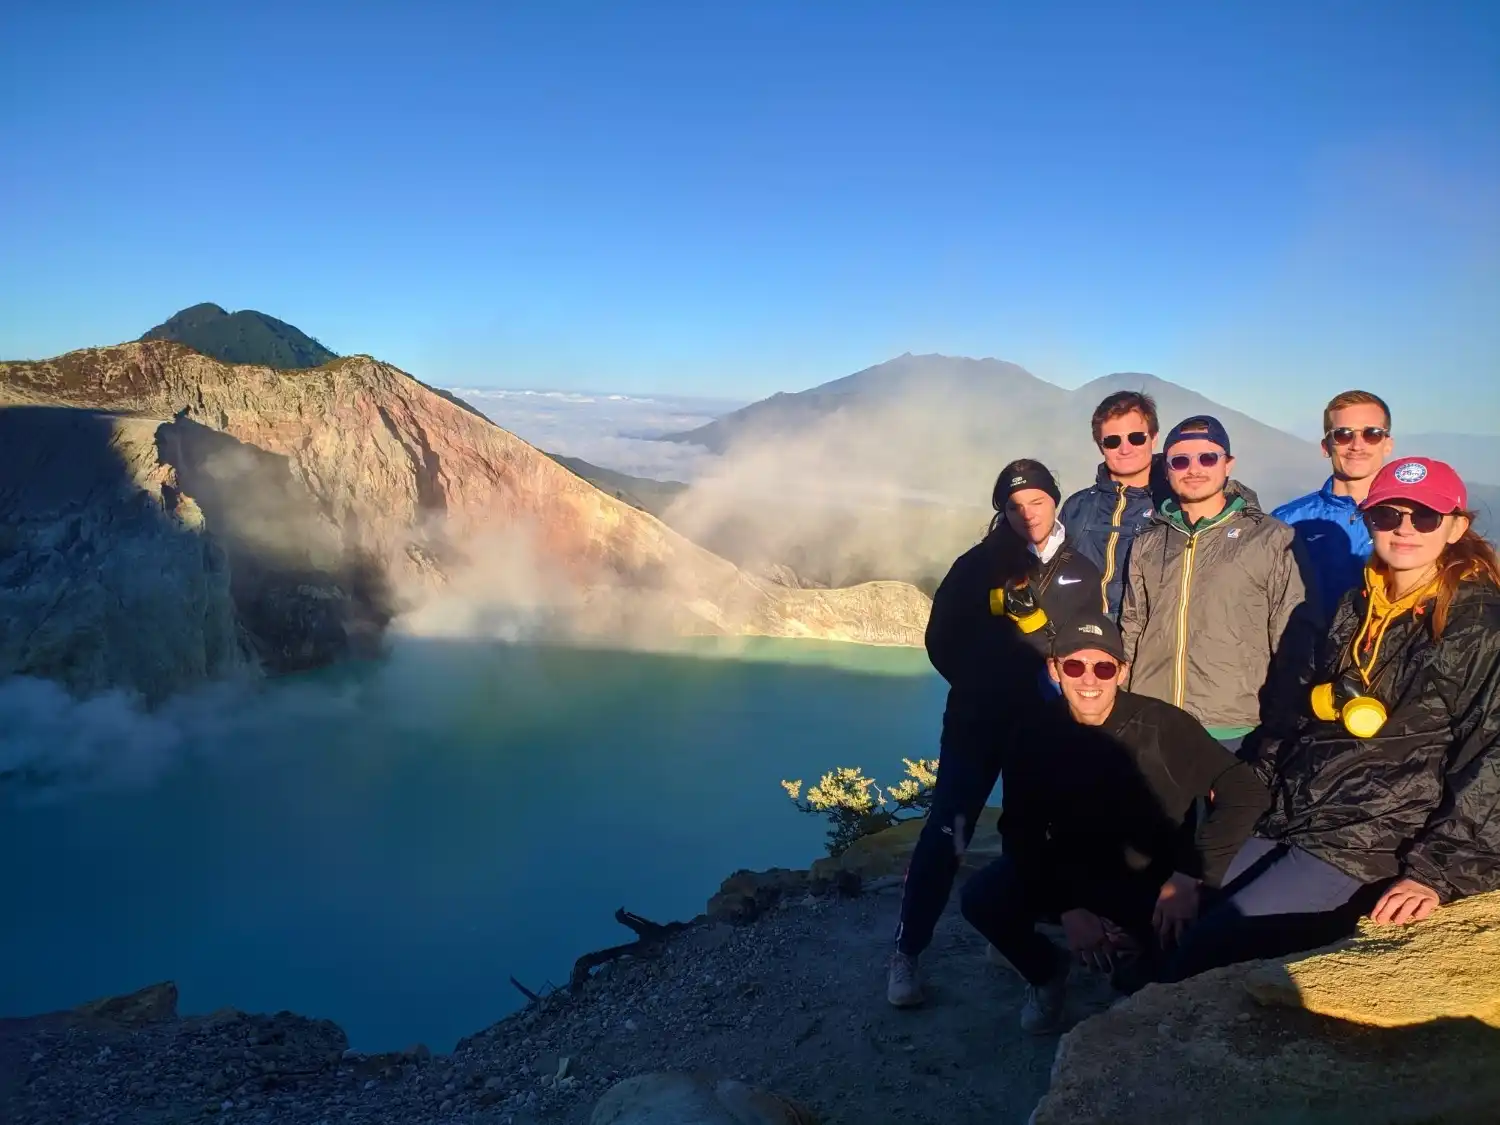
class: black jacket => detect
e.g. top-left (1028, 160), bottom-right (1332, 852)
top-left (925, 527), bottom-right (1102, 734)
top-left (1002, 691), bottom-right (1269, 890)
top-left (1251, 578), bottom-right (1500, 901)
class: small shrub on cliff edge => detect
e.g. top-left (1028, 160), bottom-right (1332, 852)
top-left (781, 758), bottom-right (937, 857)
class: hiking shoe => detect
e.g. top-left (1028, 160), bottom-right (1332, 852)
top-left (886, 951), bottom-right (924, 1008)
top-left (1020, 957), bottom-right (1070, 1034)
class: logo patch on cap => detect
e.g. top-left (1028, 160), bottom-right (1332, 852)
top-left (1078, 623), bottom-right (1103, 636)
top-left (1394, 461), bottom-right (1428, 484)
top-left (1010, 476), bottom-right (1026, 488)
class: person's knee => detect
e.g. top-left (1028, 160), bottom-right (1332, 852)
top-left (959, 858), bottom-right (1019, 927)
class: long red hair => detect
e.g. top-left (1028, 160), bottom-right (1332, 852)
top-left (1375, 512), bottom-right (1500, 639)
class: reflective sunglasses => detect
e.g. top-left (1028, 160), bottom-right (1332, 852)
top-left (1365, 504), bottom-right (1447, 534)
top-left (1326, 426), bottom-right (1390, 446)
top-left (1060, 658), bottom-right (1119, 680)
top-left (1100, 431), bottom-right (1150, 450)
top-left (1166, 451), bottom-right (1224, 472)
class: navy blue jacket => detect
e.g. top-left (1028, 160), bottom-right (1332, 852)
top-left (1271, 477), bottom-right (1372, 613)
top-left (1059, 460), bottom-right (1167, 619)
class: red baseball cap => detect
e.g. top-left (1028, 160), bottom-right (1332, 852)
top-left (1360, 457), bottom-right (1468, 513)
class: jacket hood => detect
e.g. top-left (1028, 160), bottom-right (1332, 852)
top-left (1155, 484), bottom-right (1264, 528)
top-left (1089, 453), bottom-right (1172, 502)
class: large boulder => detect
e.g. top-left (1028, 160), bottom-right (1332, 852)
top-left (590, 1072), bottom-right (818, 1125)
top-left (1245, 889), bottom-right (1500, 1028)
top-left (1030, 891), bottom-right (1500, 1124)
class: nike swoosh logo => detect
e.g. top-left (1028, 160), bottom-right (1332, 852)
top-left (1056, 577), bottom-right (1081, 585)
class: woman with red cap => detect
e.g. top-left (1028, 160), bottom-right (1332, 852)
top-left (1159, 456), bottom-right (1500, 980)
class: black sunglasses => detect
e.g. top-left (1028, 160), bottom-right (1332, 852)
top-left (1167, 451), bottom-right (1224, 471)
top-left (1100, 431), bottom-right (1150, 450)
top-left (1326, 426), bottom-right (1390, 446)
top-left (1365, 504), bottom-right (1448, 534)
top-left (1060, 658), bottom-right (1119, 680)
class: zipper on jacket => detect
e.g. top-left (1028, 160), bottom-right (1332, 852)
top-left (1172, 533), bottom-right (1199, 708)
top-left (1099, 483), bottom-right (1128, 613)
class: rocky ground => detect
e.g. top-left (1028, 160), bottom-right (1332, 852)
top-left (1, 875), bottom-right (1117, 1125)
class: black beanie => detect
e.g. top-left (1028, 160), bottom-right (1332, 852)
top-left (996, 459), bottom-right (1061, 507)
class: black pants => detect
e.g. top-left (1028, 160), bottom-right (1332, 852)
top-left (893, 721), bottom-right (1008, 957)
top-left (1157, 837), bottom-right (1380, 983)
top-left (958, 854), bottom-right (1161, 985)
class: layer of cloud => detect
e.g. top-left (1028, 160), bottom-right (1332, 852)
top-left (450, 387), bottom-right (745, 482)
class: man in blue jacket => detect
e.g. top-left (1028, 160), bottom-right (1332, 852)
top-left (1271, 390), bottom-right (1394, 612)
top-left (1059, 391), bottom-right (1166, 618)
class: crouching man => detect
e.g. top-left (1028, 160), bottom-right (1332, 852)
top-left (958, 610), bottom-right (1269, 1033)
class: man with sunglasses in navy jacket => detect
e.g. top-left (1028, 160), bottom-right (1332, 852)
top-left (1271, 390), bottom-right (1394, 612)
top-left (1059, 391), bottom-right (1168, 619)
top-left (1119, 416), bottom-right (1319, 753)
top-left (960, 610), bottom-right (1268, 1033)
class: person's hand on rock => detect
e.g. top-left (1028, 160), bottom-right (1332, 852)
top-left (1153, 871), bottom-right (1200, 947)
top-left (1061, 908), bottom-right (1114, 972)
top-left (1370, 877), bottom-right (1440, 925)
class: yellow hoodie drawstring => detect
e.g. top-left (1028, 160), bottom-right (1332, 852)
top-left (1351, 566), bottom-right (1439, 687)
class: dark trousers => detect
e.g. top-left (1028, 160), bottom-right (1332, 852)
top-left (1159, 836), bottom-right (1379, 983)
top-left (959, 854), bottom-right (1161, 985)
top-left (893, 723), bottom-right (1006, 957)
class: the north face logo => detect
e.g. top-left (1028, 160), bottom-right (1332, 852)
top-left (1078, 623), bottom-right (1103, 635)
top-left (1394, 461), bottom-right (1428, 484)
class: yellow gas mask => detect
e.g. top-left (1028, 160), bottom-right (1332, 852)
top-left (1310, 671), bottom-right (1388, 738)
top-left (988, 578), bottom-right (1048, 634)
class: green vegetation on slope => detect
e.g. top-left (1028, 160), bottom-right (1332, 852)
top-left (140, 303), bottom-right (338, 369)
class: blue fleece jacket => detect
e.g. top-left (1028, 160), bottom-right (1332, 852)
top-left (1271, 476), bottom-right (1372, 612)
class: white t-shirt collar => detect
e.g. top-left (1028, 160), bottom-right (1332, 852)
top-left (1029, 520), bottom-right (1066, 564)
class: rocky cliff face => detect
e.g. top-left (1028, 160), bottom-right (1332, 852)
top-left (0, 342), bottom-right (930, 700)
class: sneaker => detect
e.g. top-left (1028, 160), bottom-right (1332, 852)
top-left (1019, 956), bottom-right (1070, 1034)
top-left (886, 951), bottom-right (924, 1008)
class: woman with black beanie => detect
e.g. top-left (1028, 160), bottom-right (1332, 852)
top-left (887, 458), bottom-right (1102, 1007)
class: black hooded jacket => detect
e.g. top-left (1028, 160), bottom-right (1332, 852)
top-left (925, 524), bottom-right (1102, 739)
top-left (1251, 577), bottom-right (1500, 901)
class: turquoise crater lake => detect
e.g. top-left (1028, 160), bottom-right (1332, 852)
top-left (0, 637), bottom-right (942, 1051)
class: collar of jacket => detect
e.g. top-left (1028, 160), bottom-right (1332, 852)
top-left (1159, 493), bottom-right (1247, 534)
top-left (1318, 475), bottom-right (1362, 510)
top-left (1090, 459), bottom-right (1157, 496)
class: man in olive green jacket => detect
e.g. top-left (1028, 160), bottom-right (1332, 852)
top-left (1119, 416), bottom-right (1319, 748)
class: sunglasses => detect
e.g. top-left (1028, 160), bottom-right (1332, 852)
top-left (1326, 426), bottom-right (1390, 446)
top-left (1060, 658), bottom-right (1119, 680)
top-left (1100, 431), bottom-right (1150, 450)
top-left (1365, 504), bottom-right (1448, 534)
top-left (1166, 451), bottom-right (1224, 472)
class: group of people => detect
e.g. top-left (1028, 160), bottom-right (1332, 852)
top-left (887, 389), bottom-right (1500, 1034)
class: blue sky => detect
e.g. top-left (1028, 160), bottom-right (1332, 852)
top-left (2, 0), bottom-right (1496, 432)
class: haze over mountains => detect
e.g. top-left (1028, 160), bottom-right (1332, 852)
top-left (504, 352), bottom-right (1495, 588)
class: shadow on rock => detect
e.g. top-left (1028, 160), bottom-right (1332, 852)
top-left (155, 415), bottom-right (393, 671)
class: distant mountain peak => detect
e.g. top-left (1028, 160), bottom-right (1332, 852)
top-left (140, 304), bottom-right (338, 370)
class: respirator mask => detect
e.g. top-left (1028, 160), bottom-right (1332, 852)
top-left (989, 577), bottom-right (1048, 634)
top-left (1309, 669), bottom-right (1388, 738)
